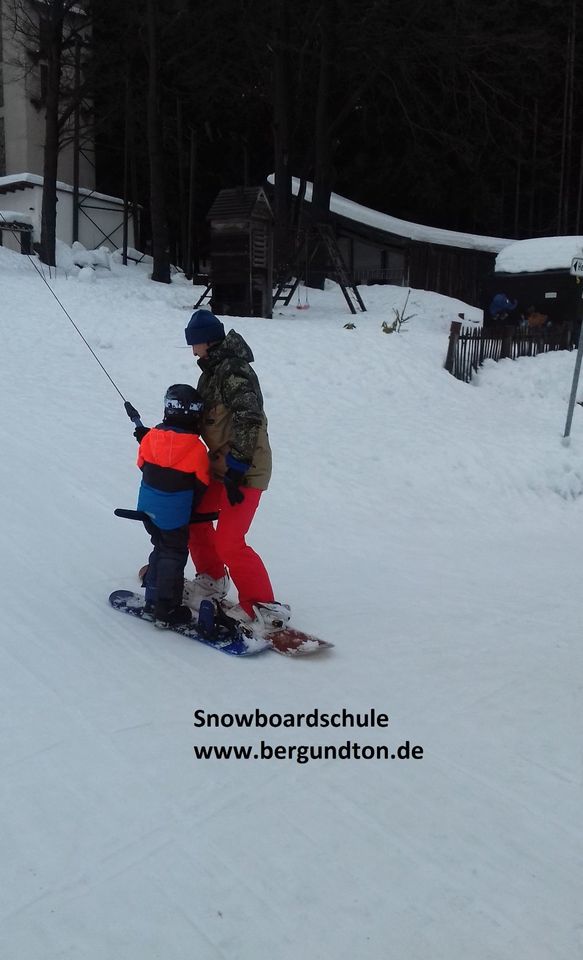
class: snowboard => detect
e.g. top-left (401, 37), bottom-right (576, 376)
top-left (214, 599), bottom-right (334, 657)
top-left (261, 625), bottom-right (334, 657)
top-left (108, 590), bottom-right (269, 656)
top-left (109, 590), bottom-right (333, 657)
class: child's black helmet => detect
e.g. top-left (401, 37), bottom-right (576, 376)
top-left (163, 384), bottom-right (203, 422)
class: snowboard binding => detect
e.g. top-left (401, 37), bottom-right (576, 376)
top-left (196, 598), bottom-right (246, 643)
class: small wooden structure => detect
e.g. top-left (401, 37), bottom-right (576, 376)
top-left (0, 216), bottom-right (33, 254)
top-left (205, 187), bottom-right (274, 318)
top-left (331, 215), bottom-right (502, 307)
top-left (481, 268), bottom-right (583, 334)
top-left (273, 223), bottom-right (366, 314)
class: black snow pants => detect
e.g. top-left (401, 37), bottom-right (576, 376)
top-left (142, 518), bottom-right (189, 610)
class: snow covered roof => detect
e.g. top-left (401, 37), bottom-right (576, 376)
top-left (0, 173), bottom-right (124, 206)
top-left (268, 175), bottom-right (512, 253)
top-left (495, 236), bottom-right (583, 274)
top-left (0, 211), bottom-right (33, 226)
top-left (207, 187), bottom-right (273, 222)
top-left (31, 0), bottom-right (88, 17)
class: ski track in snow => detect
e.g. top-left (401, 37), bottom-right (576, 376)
top-left (1, 246), bottom-right (583, 958)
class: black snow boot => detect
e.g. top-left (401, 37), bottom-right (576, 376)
top-left (143, 600), bottom-right (156, 621)
top-left (154, 602), bottom-right (193, 628)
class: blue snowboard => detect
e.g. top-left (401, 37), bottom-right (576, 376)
top-left (108, 590), bottom-right (270, 657)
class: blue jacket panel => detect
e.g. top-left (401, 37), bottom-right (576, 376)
top-left (137, 481), bottom-right (194, 531)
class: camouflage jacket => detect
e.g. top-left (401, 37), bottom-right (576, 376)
top-left (196, 330), bottom-right (272, 490)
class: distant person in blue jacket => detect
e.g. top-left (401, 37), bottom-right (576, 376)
top-left (488, 293), bottom-right (518, 324)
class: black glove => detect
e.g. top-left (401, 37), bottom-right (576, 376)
top-left (124, 401), bottom-right (142, 422)
top-left (134, 425), bottom-right (150, 443)
top-left (224, 468), bottom-right (245, 506)
top-left (223, 454), bottom-right (251, 505)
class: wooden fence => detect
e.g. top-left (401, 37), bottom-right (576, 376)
top-left (444, 321), bottom-right (575, 383)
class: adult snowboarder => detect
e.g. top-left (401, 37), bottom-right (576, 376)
top-left (183, 309), bottom-right (289, 627)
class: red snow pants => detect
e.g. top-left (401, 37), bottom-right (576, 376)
top-left (188, 480), bottom-right (274, 617)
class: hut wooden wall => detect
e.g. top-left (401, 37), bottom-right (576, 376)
top-left (408, 243), bottom-right (497, 307)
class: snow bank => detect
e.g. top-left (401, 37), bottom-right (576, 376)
top-left (111, 246), bottom-right (153, 265)
top-left (55, 240), bottom-right (112, 275)
top-left (71, 241), bottom-right (112, 270)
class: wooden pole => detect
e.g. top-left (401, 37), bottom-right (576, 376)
top-left (444, 320), bottom-right (462, 374)
top-left (72, 37), bottom-right (81, 244)
top-left (122, 77), bottom-right (130, 265)
top-left (186, 128), bottom-right (196, 280)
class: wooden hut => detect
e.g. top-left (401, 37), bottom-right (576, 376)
top-left (481, 237), bottom-right (583, 340)
top-left (206, 187), bottom-right (274, 318)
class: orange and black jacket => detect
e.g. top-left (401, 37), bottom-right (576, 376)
top-left (137, 424), bottom-right (210, 530)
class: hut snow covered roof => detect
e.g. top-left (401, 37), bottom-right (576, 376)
top-left (207, 187), bottom-right (273, 223)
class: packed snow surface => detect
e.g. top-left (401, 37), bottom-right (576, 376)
top-left (1, 247), bottom-right (583, 959)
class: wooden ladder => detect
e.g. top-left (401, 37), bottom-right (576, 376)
top-left (314, 223), bottom-right (366, 314)
top-left (273, 224), bottom-right (366, 314)
top-left (194, 282), bottom-right (212, 308)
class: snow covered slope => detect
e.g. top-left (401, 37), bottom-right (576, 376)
top-left (1, 247), bottom-right (583, 959)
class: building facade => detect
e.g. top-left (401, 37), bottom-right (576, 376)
top-left (0, 1), bottom-right (133, 253)
top-left (0, 0), bottom-right (94, 187)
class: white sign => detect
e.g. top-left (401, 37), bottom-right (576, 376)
top-left (570, 257), bottom-right (583, 276)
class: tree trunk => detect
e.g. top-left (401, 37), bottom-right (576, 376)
top-left (146, 0), bottom-right (171, 283)
top-left (272, 0), bottom-right (292, 275)
top-left (176, 97), bottom-right (187, 273)
top-left (558, 1), bottom-right (576, 234)
top-left (308, 0), bottom-right (337, 289)
top-left (185, 128), bottom-right (197, 280)
top-left (40, 8), bottom-right (64, 267)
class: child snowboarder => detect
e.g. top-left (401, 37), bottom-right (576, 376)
top-left (135, 384), bottom-right (210, 627)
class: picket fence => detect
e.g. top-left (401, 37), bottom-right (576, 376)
top-left (444, 321), bottom-right (575, 383)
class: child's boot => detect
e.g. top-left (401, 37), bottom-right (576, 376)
top-left (154, 601), bottom-right (193, 629)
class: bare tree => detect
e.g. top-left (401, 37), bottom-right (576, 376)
top-left (144, 0), bottom-right (170, 283)
top-left (272, 0), bottom-right (292, 270)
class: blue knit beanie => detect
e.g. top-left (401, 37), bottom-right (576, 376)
top-left (185, 309), bottom-right (225, 346)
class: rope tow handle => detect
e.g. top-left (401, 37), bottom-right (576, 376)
top-left (124, 401), bottom-right (145, 429)
top-left (114, 508), bottom-right (219, 524)
top-left (0, 210), bottom-right (144, 432)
